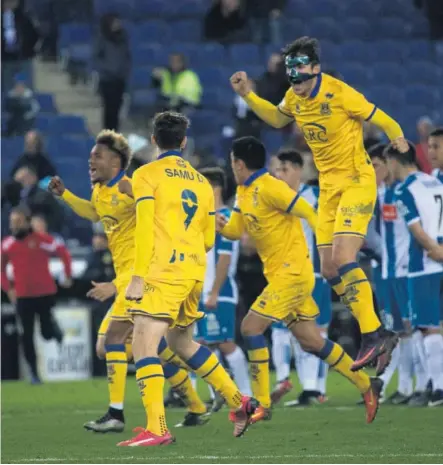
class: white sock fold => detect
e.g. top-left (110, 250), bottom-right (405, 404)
top-left (380, 345), bottom-right (400, 396)
top-left (398, 337), bottom-right (414, 396)
top-left (189, 371), bottom-right (197, 389)
top-left (271, 328), bottom-right (292, 383)
top-left (225, 346), bottom-right (252, 396)
top-left (301, 352), bottom-right (321, 392)
top-left (316, 330), bottom-right (328, 396)
top-left (412, 331), bottom-right (429, 392)
top-left (423, 333), bottom-right (443, 391)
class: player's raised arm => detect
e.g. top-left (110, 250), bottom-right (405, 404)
top-left (131, 168), bottom-right (155, 278)
top-left (230, 71), bottom-right (292, 129)
top-left (49, 176), bottom-right (100, 222)
top-left (341, 85), bottom-right (408, 153)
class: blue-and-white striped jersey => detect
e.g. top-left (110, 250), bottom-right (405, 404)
top-left (378, 182), bottom-right (410, 279)
top-left (394, 172), bottom-right (443, 277)
top-left (203, 206), bottom-right (239, 304)
top-left (432, 168), bottom-right (443, 184)
top-left (299, 183), bottom-right (321, 276)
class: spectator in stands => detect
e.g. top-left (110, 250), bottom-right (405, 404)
top-left (256, 53), bottom-right (288, 105)
top-left (4, 73), bottom-right (39, 136)
top-left (204, 0), bottom-right (249, 44)
top-left (10, 130), bottom-right (56, 181)
top-left (415, 0), bottom-right (443, 57)
top-left (1, 0), bottom-right (39, 93)
top-left (246, 0), bottom-right (285, 44)
top-left (83, 232), bottom-right (115, 283)
top-left (152, 54), bottom-right (202, 114)
top-left (94, 13), bottom-right (131, 131)
top-left (13, 165), bottom-right (64, 233)
top-left (233, 78), bottom-right (261, 138)
top-left (415, 116), bottom-right (434, 173)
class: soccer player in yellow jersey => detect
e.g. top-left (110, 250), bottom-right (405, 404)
top-left (49, 130), bottom-right (208, 433)
top-left (230, 36), bottom-right (409, 374)
top-left (218, 136), bottom-right (382, 424)
top-left (120, 112), bottom-right (257, 447)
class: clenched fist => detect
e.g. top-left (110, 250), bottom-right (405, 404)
top-left (230, 71), bottom-right (252, 98)
top-left (391, 137), bottom-right (409, 154)
top-left (48, 176), bottom-right (65, 196)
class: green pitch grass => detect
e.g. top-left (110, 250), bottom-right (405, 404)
top-left (2, 372), bottom-right (443, 464)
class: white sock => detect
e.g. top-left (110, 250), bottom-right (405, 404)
top-left (301, 352), bottom-right (321, 391)
top-left (110, 403), bottom-right (123, 410)
top-left (271, 328), bottom-right (292, 383)
top-left (291, 335), bottom-right (304, 385)
top-left (380, 345), bottom-right (400, 396)
top-left (208, 384), bottom-right (216, 400)
top-left (398, 337), bottom-right (414, 396)
top-left (316, 330), bottom-right (328, 396)
top-left (423, 333), bottom-right (443, 391)
top-left (225, 346), bottom-right (252, 396)
top-left (189, 371), bottom-right (197, 389)
top-left (412, 331), bottom-right (429, 392)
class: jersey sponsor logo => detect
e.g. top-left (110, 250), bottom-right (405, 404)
top-left (320, 102), bottom-right (331, 115)
top-left (243, 213), bottom-right (261, 231)
top-left (301, 122), bottom-right (328, 143)
top-left (101, 215), bottom-right (119, 233)
top-left (144, 283), bottom-right (155, 293)
top-left (176, 158), bottom-right (187, 168)
top-left (344, 219), bottom-right (352, 227)
top-left (395, 200), bottom-right (409, 217)
top-left (382, 204), bottom-right (398, 221)
top-left (111, 194), bottom-right (119, 206)
top-left (340, 202), bottom-right (374, 217)
top-left (253, 187), bottom-right (259, 207)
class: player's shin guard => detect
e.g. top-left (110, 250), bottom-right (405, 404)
top-left (135, 357), bottom-right (168, 436)
top-left (317, 339), bottom-right (370, 394)
top-left (186, 346), bottom-right (243, 409)
top-left (245, 335), bottom-right (271, 408)
top-left (158, 337), bottom-right (188, 369)
top-left (163, 362), bottom-right (206, 414)
top-left (105, 344), bottom-right (128, 411)
top-left (338, 262), bottom-right (381, 334)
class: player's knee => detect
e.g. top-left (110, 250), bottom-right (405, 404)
top-left (320, 261), bottom-right (338, 281)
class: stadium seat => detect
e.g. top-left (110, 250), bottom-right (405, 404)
top-left (169, 20), bottom-right (202, 43)
top-left (196, 66), bottom-right (231, 90)
top-left (190, 110), bottom-right (223, 135)
top-left (366, 86), bottom-right (405, 109)
top-left (404, 85), bottom-right (439, 107)
top-left (35, 93), bottom-right (57, 113)
top-left (1, 136), bottom-right (24, 164)
top-left (320, 41), bottom-right (342, 65)
top-left (229, 44), bottom-right (262, 66)
top-left (51, 115), bottom-right (88, 136)
top-left (262, 130), bottom-right (285, 155)
top-left (342, 17), bottom-right (371, 41)
top-left (378, 18), bottom-right (411, 40)
top-left (404, 62), bottom-right (442, 85)
top-left (281, 19), bottom-right (306, 43)
top-left (94, 0), bottom-right (134, 18)
top-left (136, 21), bottom-right (171, 44)
top-left (410, 15), bottom-right (428, 38)
top-left (132, 44), bottom-right (166, 67)
top-left (47, 136), bottom-right (90, 160)
top-left (379, 0), bottom-right (416, 18)
top-left (340, 63), bottom-right (371, 88)
top-left (405, 40), bottom-right (434, 61)
top-left (193, 43), bottom-right (226, 66)
top-left (129, 89), bottom-right (157, 113)
top-left (174, 0), bottom-right (206, 18)
top-left (34, 114), bottom-right (56, 133)
top-left (241, 65), bottom-right (263, 80)
top-left (202, 89), bottom-right (232, 110)
top-left (341, 0), bottom-right (380, 19)
top-left (310, 0), bottom-right (343, 18)
top-left (58, 23), bottom-right (92, 52)
top-left (372, 62), bottom-right (406, 86)
top-left (372, 40), bottom-right (406, 63)
top-left (305, 18), bottom-right (343, 42)
top-left (131, 0), bottom-right (168, 18)
top-left (129, 67), bottom-right (152, 89)
top-left (339, 41), bottom-right (376, 63)
top-left (68, 43), bottom-right (92, 65)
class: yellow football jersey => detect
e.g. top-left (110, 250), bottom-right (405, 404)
top-left (132, 151), bottom-right (215, 282)
top-left (91, 172), bottom-right (135, 276)
top-left (278, 73), bottom-right (375, 180)
top-left (233, 169), bottom-right (310, 279)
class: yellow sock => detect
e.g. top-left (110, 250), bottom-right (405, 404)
top-left (186, 346), bottom-right (242, 409)
top-left (245, 335), bottom-right (271, 408)
top-left (105, 344), bottom-right (127, 409)
top-left (328, 275), bottom-right (346, 299)
top-left (318, 340), bottom-right (370, 394)
top-left (163, 362), bottom-right (207, 414)
top-left (135, 357), bottom-right (167, 436)
top-left (338, 262), bottom-right (381, 334)
top-left (125, 343), bottom-right (133, 363)
top-left (158, 337), bottom-right (187, 369)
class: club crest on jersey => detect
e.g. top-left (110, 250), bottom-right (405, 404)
top-left (111, 194), bottom-right (119, 206)
top-left (253, 187), bottom-right (259, 207)
top-left (320, 102), bottom-right (331, 115)
top-left (325, 92), bottom-right (334, 99)
top-left (295, 103), bottom-right (301, 114)
top-left (176, 158), bottom-right (186, 168)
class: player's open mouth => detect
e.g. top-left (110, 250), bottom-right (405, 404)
top-left (89, 168), bottom-right (97, 176)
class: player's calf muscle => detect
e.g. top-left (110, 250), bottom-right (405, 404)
top-left (241, 312), bottom-right (270, 336)
top-left (332, 236), bottom-right (364, 268)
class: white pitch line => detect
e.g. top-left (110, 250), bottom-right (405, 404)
top-left (7, 453), bottom-right (443, 463)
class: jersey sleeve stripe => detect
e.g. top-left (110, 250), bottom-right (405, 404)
top-left (218, 250), bottom-right (232, 255)
top-left (406, 217), bottom-right (420, 226)
top-left (365, 105), bottom-right (377, 121)
top-left (278, 106), bottom-right (293, 117)
top-left (209, 211), bottom-right (216, 215)
top-left (136, 196), bottom-right (155, 204)
top-left (286, 193), bottom-right (300, 213)
top-left (233, 207), bottom-right (241, 213)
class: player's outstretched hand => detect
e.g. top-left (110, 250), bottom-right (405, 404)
top-left (391, 137), bottom-right (409, 153)
top-left (230, 71), bottom-right (251, 98)
top-left (216, 213), bottom-right (228, 232)
top-left (87, 281), bottom-right (116, 301)
top-left (48, 176), bottom-right (65, 196)
top-left (125, 276), bottom-right (144, 303)
top-left (118, 179), bottom-right (133, 198)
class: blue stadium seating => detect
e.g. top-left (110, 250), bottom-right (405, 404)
top-left (372, 62), bottom-right (406, 86)
top-left (190, 110), bottom-right (223, 135)
top-left (136, 21), bottom-right (172, 44)
top-left (130, 67), bottom-right (152, 89)
top-left (404, 62), bottom-right (442, 85)
top-left (170, 20), bottom-right (202, 43)
top-left (342, 17), bottom-right (371, 41)
top-left (340, 63), bottom-right (371, 88)
top-left (405, 40), bottom-right (434, 61)
top-left (196, 67), bottom-right (231, 90)
top-left (229, 44), bottom-right (262, 66)
top-left (132, 44), bottom-right (166, 67)
top-left (94, 0), bottom-right (134, 18)
top-left (35, 93), bottom-right (57, 113)
top-left (262, 130), bottom-right (285, 155)
top-left (339, 41), bottom-right (377, 63)
top-left (51, 115), bottom-right (89, 136)
top-left (378, 18), bottom-right (411, 40)
top-left (404, 85), bottom-right (439, 107)
top-left (372, 40), bottom-right (406, 63)
top-left (58, 23), bottom-right (92, 53)
top-left (47, 136), bottom-right (91, 160)
top-left (281, 19), bottom-right (306, 43)
top-left (306, 18), bottom-right (343, 42)
top-left (341, 0), bottom-right (380, 19)
top-left (174, 0), bottom-right (206, 18)
top-left (129, 89), bottom-right (156, 113)
top-left (131, 0), bottom-right (166, 18)
top-left (202, 89), bottom-right (232, 110)
top-left (35, 114), bottom-right (56, 133)
top-left (367, 86), bottom-right (406, 109)
top-left (1, 137), bottom-right (24, 176)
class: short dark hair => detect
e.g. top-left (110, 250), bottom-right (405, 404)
top-left (231, 136), bottom-right (266, 170)
top-left (384, 141), bottom-right (416, 166)
top-left (282, 36), bottom-right (320, 64)
top-left (11, 205), bottom-right (32, 221)
top-left (429, 127), bottom-right (443, 138)
top-left (96, 130), bottom-right (132, 169)
top-left (153, 111), bottom-right (189, 150)
top-left (277, 149), bottom-right (304, 167)
top-left (199, 166), bottom-right (226, 189)
top-left (368, 143), bottom-right (387, 162)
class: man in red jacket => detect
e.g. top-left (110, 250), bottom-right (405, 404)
top-left (1, 206), bottom-right (72, 384)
